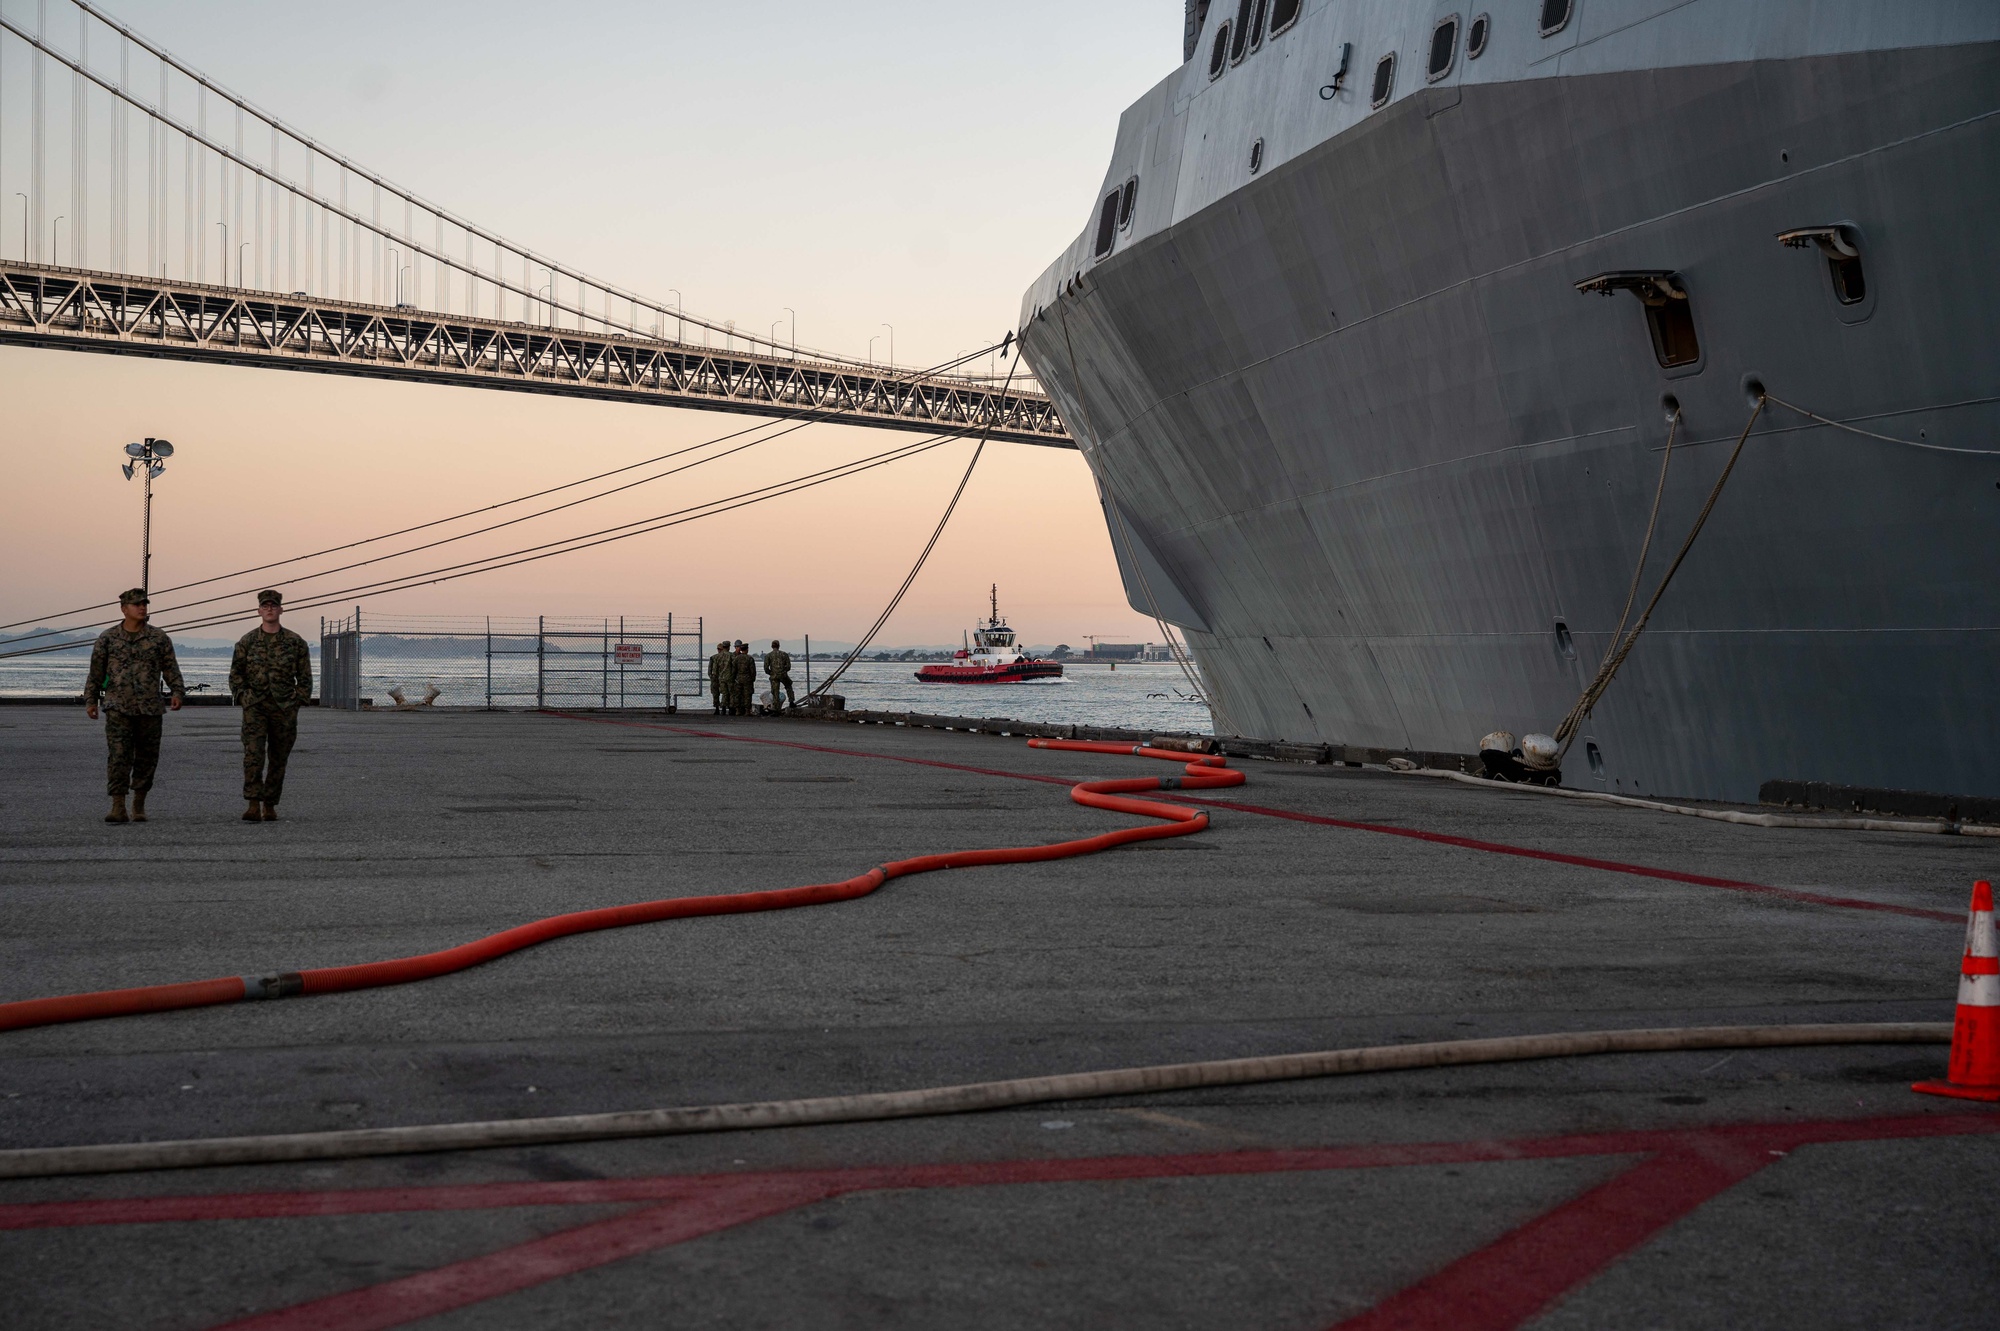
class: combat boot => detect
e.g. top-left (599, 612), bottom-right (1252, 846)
top-left (105, 794), bottom-right (129, 824)
top-left (242, 800), bottom-right (262, 822)
top-left (130, 791), bottom-right (148, 822)
top-left (261, 801), bottom-right (279, 822)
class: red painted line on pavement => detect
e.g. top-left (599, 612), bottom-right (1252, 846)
top-left (550, 713), bottom-right (1960, 923)
top-left (1328, 1137), bottom-right (1777, 1331)
top-left (5, 1113), bottom-right (1991, 1331)
top-left (207, 1177), bottom-right (831, 1331)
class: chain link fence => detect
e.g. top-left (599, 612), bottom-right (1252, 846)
top-left (317, 612), bottom-right (704, 711)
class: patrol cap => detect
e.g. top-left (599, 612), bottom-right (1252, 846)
top-left (257, 589), bottom-right (283, 607)
top-left (118, 587), bottom-right (148, 606)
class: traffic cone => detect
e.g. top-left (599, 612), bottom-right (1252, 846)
top-left (1913, 880), bottom-right (2000, 1101)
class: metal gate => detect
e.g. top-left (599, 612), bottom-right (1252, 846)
top-left (319, 612), bottom-right (362, 710)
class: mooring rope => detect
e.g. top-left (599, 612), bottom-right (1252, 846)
top-left (1762, 393), bottom-right (2000, 457)
top-left (1556, 396), bottom-right (1765, 748)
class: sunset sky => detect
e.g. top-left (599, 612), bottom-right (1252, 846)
top-left (0, 1), bottom-right (1179, 647)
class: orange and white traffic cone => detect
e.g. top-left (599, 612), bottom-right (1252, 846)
top-left (1913, 879), bottom-right (2000, 1102)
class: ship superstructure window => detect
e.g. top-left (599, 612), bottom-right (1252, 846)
top-left (1371, 53), bottom-right (1395, 108)
top-left (1270, 0), bottom-right (1301, 36)
top-left (1117, 177), bottom-right (1138, 230)
top-left (1249, 138), bottom-right (1265, 174)
top-left (1209, 22), bottom-right (1231, 78)
top-left (1427, 17), bottom-right (1459, 81)
top-left (1575, 271), bottom-right (1702, 369)
top-left (1094, 191), bottom-right (1120, 260)
top-left (1539, 0), bottom-right (1573, 37)
top-left (1248, 0), bottom-right (1269, 51)
top-left (1230, 0), bottom-right (1254, 64)
top-left (1467, 14), bottom-right (1490, 58)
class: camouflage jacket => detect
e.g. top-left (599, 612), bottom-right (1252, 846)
top-left (764, 649), bottom-right (792, 677)
top-left (85, 625), bottom-right (185, 715)
top-left (730, 651), bottom-right (756, 684)
top-left (230, 626), bottom-right (314, 709)
top-left (708, 652), bottom-right (732, 688)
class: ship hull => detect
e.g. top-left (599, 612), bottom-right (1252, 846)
top-left (1022, 41), bottom-right (2000, 802)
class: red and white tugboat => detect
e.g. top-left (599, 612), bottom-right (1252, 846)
top-left (916, 586), bottom-right (1064, 684)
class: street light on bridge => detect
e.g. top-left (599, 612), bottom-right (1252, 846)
top-left (120, 438), bottom-right (175, 597)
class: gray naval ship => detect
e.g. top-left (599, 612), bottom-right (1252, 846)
top-left (1018, 0), bottom-right (2000, 803)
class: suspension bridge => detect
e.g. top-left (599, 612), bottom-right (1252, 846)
top-left (0, 1), bottom-right (1070, 446)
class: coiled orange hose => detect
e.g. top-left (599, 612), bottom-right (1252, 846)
top-left (0, 742), bottom-right (1242, 1034)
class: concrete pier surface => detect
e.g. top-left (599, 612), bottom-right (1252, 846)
top-left (1, 704), bottom-right (1993, 1329)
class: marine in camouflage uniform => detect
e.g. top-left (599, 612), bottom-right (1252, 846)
top-left (84, 588), bottom-right (185, 823)
top-left (708, 641), bottom-right (733, 714)
top-left (229, 590), bottom-right (314, 821)
top-left (764, 640), bottom-right (795, 711)
top-left (731, 640), bottom-right (756, 715)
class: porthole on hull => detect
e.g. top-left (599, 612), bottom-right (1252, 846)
top-left (1585, 741), bottom-right (1605, 776)
top-left (1539, 0), bottom-right (1573, 36)
top-left (1467, 13), bottom-right (1490, 58)
top-left (1249, 138), bottom-right (1265, 174)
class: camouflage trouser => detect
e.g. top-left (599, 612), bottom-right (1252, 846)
top-left (105, 710), bottom-right (163, 797)
top-left (242, 703), bottom-right (300, 803)
top-left (711, 684), bottom-right (726, 714)
top-left (768, 672), bottom-right (795, 709)
top-left (734, 679), bottom-right (754, 713)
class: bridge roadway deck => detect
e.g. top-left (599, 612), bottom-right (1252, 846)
top-left (0, 263), bottom-right (1072, 447)
top-left (0, 706), bottom-right (1992, 1328)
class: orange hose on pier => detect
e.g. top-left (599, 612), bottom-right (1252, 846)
top-left (0, 742), bottom-right (1242, 1034)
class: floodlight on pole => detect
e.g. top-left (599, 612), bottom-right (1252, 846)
top-left (120, 437), bottom-right (176, 596)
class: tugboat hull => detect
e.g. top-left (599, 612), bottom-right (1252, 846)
top-left (915, 661), bottom-right (1065, 684)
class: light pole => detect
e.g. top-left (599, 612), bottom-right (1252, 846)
top-left (784, 307), bottom-right (796, 358)
top-left (120, 438), bottom-right (176, 597)
top-left (216, 222), bottom-right (227, 282)
top-left (239, 242), bottom-right (251, 288)
top-left (538, 268), bottom-right (554, 327)
top-left (881, 323), bottom-right (893, 369)
top-left (13, 194), bottom-right (25, 262)
top-left (669, 289), bottom-right (682, 342)
top-left (770, 319), bottom-right (782, 356)
top-left (52, 216), bottom-right (65, 266)
top-left (868, 335), bottom-right (879, 367)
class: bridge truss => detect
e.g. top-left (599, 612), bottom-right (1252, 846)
top-left (0, 263), bottom-right (1071, 446)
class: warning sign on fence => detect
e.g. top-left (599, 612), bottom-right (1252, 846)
top-left (614, 643), bottom-right (643, 665)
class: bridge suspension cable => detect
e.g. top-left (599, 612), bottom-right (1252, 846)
top-left (0, 0), bottom-right (887, 363)
top-left (0, 428), bottom-right (979, 657)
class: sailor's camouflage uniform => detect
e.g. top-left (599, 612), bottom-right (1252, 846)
top-left (730, 648), bottom-right (756, 714)
top-left (709, 648), bottom-right (733, 713)
top-left (764, 647), bottom-right (795, 710)
top-left (85, 625), bottom-right (185, 796)
top-left (230, 627), bottom-right (314, 805)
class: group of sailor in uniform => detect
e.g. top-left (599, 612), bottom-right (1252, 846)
top-left (708, 639), bottom-right (796, 715)
top-left (84, 587), bottom-right (312, 825)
